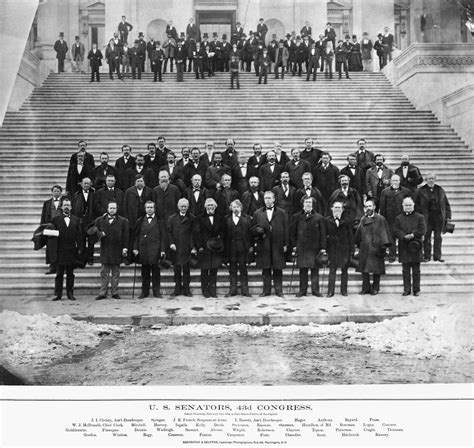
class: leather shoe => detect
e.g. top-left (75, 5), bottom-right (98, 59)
top-left (341, 292), bottom-right (348, 297)
top-left (243, 293), bottom-right (253, 298)
top-left (112, 294), bottom-right (121, 300)
top-left (95, 294), bottom-right (107, 301)
top-left (402, 291), bottom-right (410, 296)
top-left (210, 293), bottom-right (218, 298)
top-left (413, 291), bottom-right (420, 296)
top-left (388, 257), bottom-right (396, 263)
top-left (137, 294), bottom-right (147, 299)
top-left (276, 293), bottom-right (285, 298)
top-left (423, 257), bottom-right (430, 262)
top-left (183, 291), bottom-right (193, 297)
top-left (52, 296), bottom-right (61, 301)
top-left (225, 292), bottom-right (238, 297)
top-left (434, 258), bottom-right (444, 263)
top-left (67, 295), bottom-right (76, 301)
top-left (312, 292), bottom-right (322, 297)
top-left (153, 293), bottom-right (163, 298)
top-left (45, 268), bottom-right (56, 275)
top-left (295, 292), bottom-right (306, 298)
top-left (259, 292), bottom-right (270, 297)
top-left (326, 293), bottom-right (334, 298)
top-left (359, 290), bottom-right (370, 295)
top-left (203, 292), bottom-right (210, 298)
top-left (371, 290), bottom-right (379, 295)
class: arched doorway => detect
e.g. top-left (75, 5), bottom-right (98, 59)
top-left (265, 18), bottom-right (285, 41)
top-left (147, 19), bottom-right (168, 43)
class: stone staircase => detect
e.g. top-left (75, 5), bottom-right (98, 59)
top-left (0, 71), bottom-right (472, 299)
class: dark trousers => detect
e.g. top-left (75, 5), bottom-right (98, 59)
top-left (108, 61), bottom-right (121, 79)
top-left (262, 268), bottom-right (283, 295)
top-left (328, 266), bottom-right (348, 295)
top-left (424, 213), bottom-right (443, 260)
top-left (378, 54), bottom-right (385, 69)
top-left (90, 68), bottom-right (100, 82)
top-left (319, 55), bottom-right (325, 71)
top-left (140, 57), bottom-right (145, 72)
top-left (55, 265), bottom-right (74, 297)
top-left (194, 61), bottom-right (204, 79)
top-left (231, 72), bottom-right (240, 89)
top-left (299, 268), bottom-right (319, 295)
top-left (173, 264), bottom-right (190, 294)
top-left (153, 61), bottom-right (162, 81)
top-left (58, 57), bottom-right (65, 73)
top-left (258, 67), bottom-right (268, 84)
top-left (402, 262), bottom-right (420, 293)
top-left (229, 241), bottom-right (249, 295)
top-left (164, 57), bottom-right (174, 72)
top-left (176, 62), bottom-right (184, 81)
top-left (141, 264), bottom-right (161, 296)
top-left (293, 60), bottom-right (302, 76)
top-left (362, 272), bottom-right (380, 293)
top-left (253, 56), bottom-right (260, 75)
top-left (223, 57), bottom-right (229, 72)
top-left (201, 268), bottom-right (218, 296)
top-left (274, 61), bottom-right (285, 79)
top-left (131, 62), bottom-right (142, 79)
top-left (325, 59), bottom-right (333, 78)
top-left (336, 59), bottom-right (349, 78)
top-left (187, 58), bottom-right (193, 72)
top-left (306, 61), bottom-right (318, 81)
top-left (245, 60), bottom-right (252, 72)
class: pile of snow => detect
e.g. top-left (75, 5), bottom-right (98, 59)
top-left (0, 311), bottom-right (122, 370)
top-left (150, 304), bottom-right (472, 360)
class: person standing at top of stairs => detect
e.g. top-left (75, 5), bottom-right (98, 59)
top-left (54, 32), bottom-right (68, 73)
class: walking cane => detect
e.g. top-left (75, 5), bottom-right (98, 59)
top-left (132, 262), bottom-right (137, 300)
top-left (288, 251), bottom-right (296, 295)
top-left (320, 264), bottom-right (326, 297)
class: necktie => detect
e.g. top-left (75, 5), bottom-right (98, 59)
top-left (335, 218), bottom-right (339, 227)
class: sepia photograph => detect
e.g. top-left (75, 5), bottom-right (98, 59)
top-left (0, 0), bottom-right (472, 443)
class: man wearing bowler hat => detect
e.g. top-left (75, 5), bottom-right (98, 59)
top-left (195, 198), bottom-right (224, 298)
top-left (137, 32), bottom-right (147, 72)
top-left (291, 197), bottom-right (327, 297)
top-left (133, 201), bottom-right (167, 299)
top-left (167, 198), bottom-right (197, 297)
top-left (252, 191), bottom-right (289, 297)
top-left (257, 18), bottom-right (268, 45)
top-left (54, 32), bottom-right (68, 73)
top-left (91, 201), bottom-right (129, 301)
top-left (393, 197), bottom-right (426, 296)
top-left (415, 173), bottom-right (452, 263)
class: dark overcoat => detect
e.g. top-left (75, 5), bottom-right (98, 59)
top-left (291, 211), bottom-right (326, 268)
top-left (415, 184), bottom-right (451, 231)
top-left (326, 187), bottom-right (363, 225)
top-left (393, 212), bottom-right (426, 263)
top-left (183, 186), bottom-right (210, 216)
top-left (133, 216), bottom-right (166, 265)
top-left (72, 190), bottom-right (95, 227)
top-left (354, 213), bottom-right (391, 274)
top-left (313, 163), bottom-right (340, 202)
top-left (94, 215), bottom-right (129, 264)
top-left (379, 186), bottom-right (411, 226)
top-left (152, 184), bottom-right (181, 222)
top-left (325, 216), bottom-right (354, 268)
top-left (87, 49), bottom-right (103, 69)
top-left (223, 214), bottom-right (253, 259)
top-left (242, 190), bottom-right (264, 216)
top-left (41, 198), bottom-right (62, 264)
top-left (195, 214), bottom-right (225, 269)
top-left (252, 206), bottom-right (289, 270)
top-left (50, 215), bottom-right (83, 265)
top-left (166, 212), bottom-right (196, 265)
top-left (93, 187), bottom-right (124, 217)
top-left (123, 186), bottom-right (153, 228)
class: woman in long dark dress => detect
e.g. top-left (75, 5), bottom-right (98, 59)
top-left (348, 35), bottom-right (363, 71)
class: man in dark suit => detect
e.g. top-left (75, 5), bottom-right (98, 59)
top-left (326, 175), bottom-right (363, 228)
top-left (274, 40), bottom-right (289, 79)
top-left (291, 197), bottom-right (327, 297)
top-left (152, 170), bottom-right (180, 223)
top-left (393, 197), bottom-right (426, 296)
top-left (184, 174), bottom-right (210, 216)
top-left (205, 152), bottom-right (231, 195)
top-left (92, 201), bottom-right (129, 300)
top-left (115, 144), bottom-right (136, 190)
top-left (300, 137), bottom-right (322, 168)
top-left (395, 154), bottom-right (423, 193)
top-left (300, 21), bottom-right (312, 40)
top-left (252, 191), bottom-right (289, 297)
top-left (132, 201), bottom-right (166, 299)
top-left (313, 152), bottom-right (340, 203)
top-left (130, 39), bottom-right (143, 79)
top-left (224, 200), bottom-right (253, 297)
top-left (54, 32), bottom-right (68, 73)
top-left (257, 18), bottom-right (268, 45)
top-left (248, 143), bottom-right (266, 169)
top-left (93, 174), bottom-right (124, 218)
top-left (87, 43), bottom-right (103, 81)
top-left (232, 22), bottom-right (244, 45)
top-left (259, 150), bottom-right (282, 191)
top-left (306, 42), bottom-right (319, 81)
top-left (105, 38), bottom-right (122, 80)
top-left (69, 140), bottom-right (95, 170)
top-left (183, 147), bottom-right (209, 187)
top-left (295, 172), bottom-right (325, 215)
top-left (242, 177), bottom-right (264, 216)
top-left (124, 153), bottom-right (157, 190)
top-left (66, 152), bottom-right (93, 197)
top-left (214, 174), bottom-right (240, 218)
top-left (146, 35), bottom-right (157, 73)
top-left (272, 171), bottom-right (297, 217)
top-left (221, 138), bottom-right (239, 169)
top-left (340, 153), bottom-right (366, 201)
top-left (195, 198), bottom-right (224, 298)
top-left (284, 148), bottom-right (311, 189)
top-left (144, 143), bottom-right (165, 177)
top-left (151, 41), bottom-right (165, 82)
top-left (355, 138), bottom-right (375, 172)
top-left (382, 26), bottom-right (395, 62)
top-left (159, 151), bottom-right (186, 193)
top-left (325, 201), bottom-right (353, 297)
top-left (41, 185), bottom-right (63, 274)
top-left (123, 174), bottom-right (153, 233)
top-left (232, 152), bottom-right (258, 196)
top-left (92, 152), bottom-right (118, 191)
top-left (167, 198), bottom-right (198, 297)
top-left (315, 34), bottom-right (326, 72)
top-left (72, 177), bottom-right (95, 265)
top-left (137, 32), bottom-right (147, 72)
top-left (50, 197), bottom-right (83, 301)
top-left (365, 154), bottom-right (393, 207)
top-left (415, 173), bottom-right (452, 263)
top-left (324, 22), bottom-right (336, 49)
top-left (165, 21), bottom-right (179, 41)
top-left (118, 16), bottom-right (133, 43)
top-left (186, 18), bottom-right (198, 41)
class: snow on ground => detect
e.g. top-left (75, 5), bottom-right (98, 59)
top-left (0, 311), bottom-right (122, 370)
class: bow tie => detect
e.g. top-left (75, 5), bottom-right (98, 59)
top-left (193, 189), bottom-right (200, 192)
top-left (208, 214), bottom-right (214, 217)
top-left (266, 207), bottom-right (274, 211)
top-left (147, 215), bottom-right (153, 219)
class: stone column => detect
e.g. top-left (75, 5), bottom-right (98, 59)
top-left (36, 0), bottom-right (62, 62)
top-left (360, 0), bottom-right (394, 42)
top-left (296, 0), bottom-right (327, 37)
top-left (105, 0), bottom-right (126, 44)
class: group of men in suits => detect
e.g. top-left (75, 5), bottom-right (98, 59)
top-left (40, 136), bottom-right (451, 300)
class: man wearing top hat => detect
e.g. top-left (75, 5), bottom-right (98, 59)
top-left (175, 39), bottom-right (186, 81)
top-left (151, 41), bottom-right (165, 82)
top-left (243, 32), bottom-right (255, 72)
top-left (163, 33), bottom-right (176, 73)
top-left (132, 200), bottom-right (166, 299)
top-left (284, 33), bottom-right (295, 73)
top-left (146, 35), bottom-right (157, 72)
top-left (209, 32), bottom-right (222, 72)
top-left (256, 18), bottom-right (268, 45)
top-left (195, 198), bottom-right (224, 298)
top-left (71, 36), bottom-right (85, 73)
top-left (221, 34), bottom-right (231, 71)
top-left (415, 173), bottom-right (452, 263)
top-left (118, 15), bottom-right (133, 44)
top-left (393, 197), bottom-right (426, 296)
top-left (137, 32), bottom-right (147, 72)
top-left (252, 191), bottom-right (289, 297)
top-left (186, 18), bottom-right (198, 42)
top-left (92, 200), bottom-right (129, 301)
top-left (54, 32), bottom-right (68, 73)
top-left (291, 196), bottom-right (327, 297)
top-left (130, 39), bottom-right (143, 79)
top-left (373, 33), bottom-right (385, 69)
